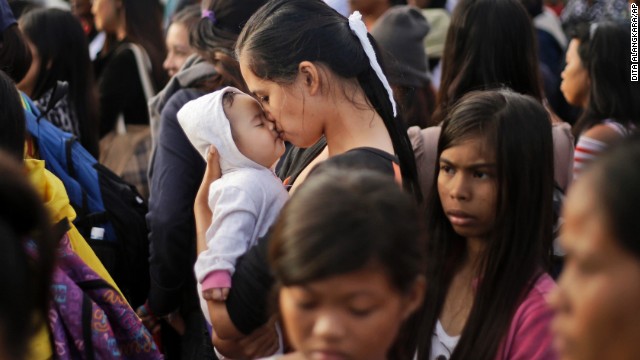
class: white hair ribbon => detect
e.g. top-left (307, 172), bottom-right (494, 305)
top-left (348, 11), bottom-right (397, 117)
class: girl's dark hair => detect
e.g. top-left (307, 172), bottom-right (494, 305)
top-left (122, 0), bottom-right (168, 89)
top-left (589, 134), bottom-right (640, 260)
top-left (20, 8), bottom-right (100, 157)
top-left (394, 84), bottom-right (436, 129)
top-left (0, 151), bottom-right (56, 360)
top-left (236, 0), bottom-right (422, 201)
top-left (0, 69), bottom-right (26, 161)
top-left (0, 24), bottom-right (32, 83)
top-left (189, 0), bottom-right (267, 93)
top-left (415, 89), bottom-right (554, 360)
top-left (432, 0), bottom-right (542, 125)
top-left (568, 21), bottom-right (640, 138)
top-left (269, 167), bottom-right (423, 292)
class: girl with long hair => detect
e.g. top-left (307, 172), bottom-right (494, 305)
top-left (91, 0), bottom-right (167, 136)
top-left (18, 8), bottom-right (100, 157)
top-left (561, 21), bottom-right (640, 178)
top-left (413, 89), bottom-right (557, 360)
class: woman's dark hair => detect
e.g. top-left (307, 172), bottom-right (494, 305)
top-left (0, 151), bottom-right (56, 360)
top-left (432, 0), bottom-right (542, 125)
top-left (171, 4), bottom-right (200, 35)
top-left (236, 0), bottom-right (422, 200)
top-left (394, 84), bottom-right (436, 129)
top-left (415, 89), bottom-right (554, 360)
top-left (588, 134), bottom-right (640, 260)
top-left (0, 69), bottom-right (26, 161)
top-left (0, 24), bottom-right (32, 83)
top-left (121, 0), bottom-right (168, 89)
top-left (568, 21), bottom-right (640, 138)
top-left (269, 167), bottom-right (423, 292)
top-left (20, 8), bottom-right (100, 157)
top-left (189, 0), bottom-right (268, 93)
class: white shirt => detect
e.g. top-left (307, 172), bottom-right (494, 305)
top-left (430, 320), bottom-right (460, 360)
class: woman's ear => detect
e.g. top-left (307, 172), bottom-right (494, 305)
top-left (298, 61), bottom-right (321, 96)
top-left (401, 275), bottom-right (426, 321)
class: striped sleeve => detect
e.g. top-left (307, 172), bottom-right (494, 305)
top-left (573, 135), bottom-right (608, 179)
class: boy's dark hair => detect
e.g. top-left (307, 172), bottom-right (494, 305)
top-left (433, 0), bottom-right (542, 125)
top-left (415, 89), bottom-right (554, 360)
top-left (0, 69), bottom-right (26, 161)
top-left (236, 0), bottom-right (422, 201)
top-left (269, 167), bottom-right (423, 292)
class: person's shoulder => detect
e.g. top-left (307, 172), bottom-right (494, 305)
top-left (315, 147), bottom-right (397, 177)
top-left (162, 89), bottom-right (206, 119)
top-left (582, 122), bottom-right (626, 146)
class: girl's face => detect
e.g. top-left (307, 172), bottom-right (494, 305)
top-left (239, 55), bottom-right (324, 148)
top-left (549, 177), bottom-right (640, 360)
top-left (561, 39), bottom-right (590, 108)
top-left (279, 266), bottom-right (423, 360)
top-left (16, 38), bottom-right (39, 97)
top-left (437, 137), bottom-right (497, 242)
top-left (91, 0), bottom-right (120, 34)
top-left (163, 22), bottom-right (194, 78)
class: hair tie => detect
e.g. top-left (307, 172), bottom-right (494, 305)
top-left (202, 9), bottom-right (216, 24)
top-left (348, 11), bottom-right (397, 117)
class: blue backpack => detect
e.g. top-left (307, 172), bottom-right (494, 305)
top-left (23, 88), bottom-right (150, 308)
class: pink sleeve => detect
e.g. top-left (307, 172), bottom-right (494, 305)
top-left (201, 270), bottom-right (232, 291)
top-left (497, 275), bottom-right (557, 360)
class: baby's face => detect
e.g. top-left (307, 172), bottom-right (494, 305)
top-left (226, 93), bottom-right (286, 168)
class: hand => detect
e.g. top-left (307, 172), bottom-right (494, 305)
top-left (195, 145), bottom-right (221, 255)
top-left (212, 316), bottom-right (280, 359)
top-left (164, 311), bottom-right (186, 336)
top-left (136, 303), bottom-right (161, 335)
top-left (202, 287), bottom-right (230, 301)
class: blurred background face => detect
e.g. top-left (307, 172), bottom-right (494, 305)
top-left (163, 22), bottom-right (194, 78)
top-left (550, 177), bottom-right (640, 360)
top-left (279, 266), bottom-right (420, 360)
top-left (16, 38), bottom-right (39, 97)
top-left (560, 39), bottom-right (590, 108)
top-left (91, 0), bottom-right (120, 33)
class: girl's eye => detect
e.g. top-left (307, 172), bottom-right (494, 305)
top-left (349, 307), bottom-right (374, 317)
top-left (259, 95), bottom-right (269, 104)
top-left (473, 171), bottom-right (489, 179)
top-left (439, 165), bottom-right (453, 174)
top-left (296, 301), bottom-right (317, 311)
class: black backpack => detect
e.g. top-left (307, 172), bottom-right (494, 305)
top-left (23, 83), bottom-right (149, 308)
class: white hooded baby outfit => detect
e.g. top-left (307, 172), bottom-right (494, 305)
top-left (177, 87), bottom-right (288, 319)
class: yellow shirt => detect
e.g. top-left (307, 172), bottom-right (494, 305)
top-left (24, 159), bottom-right (123, 359)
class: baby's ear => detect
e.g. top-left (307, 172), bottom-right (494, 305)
top-left (298, 61), bottom-right (321, 95)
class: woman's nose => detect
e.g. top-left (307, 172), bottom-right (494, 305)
top-left (449, 173), bottom-right (469, 200)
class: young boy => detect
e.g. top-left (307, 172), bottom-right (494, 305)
top-left (177, 86), bottom-right (288, 303)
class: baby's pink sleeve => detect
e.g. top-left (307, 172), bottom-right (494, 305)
top-left (202, 270), bottom-right (232, 291)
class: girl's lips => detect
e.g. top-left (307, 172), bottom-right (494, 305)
top-left (309, 350), bottom-right (349, 360)
top-left (446, 210), bottom-right (476, 226)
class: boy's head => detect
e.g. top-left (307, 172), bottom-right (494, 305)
top-left (222, 91), bottom-right (285, 168)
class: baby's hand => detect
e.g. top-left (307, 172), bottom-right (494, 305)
top-left (202, 287), bottom-right (230, 301)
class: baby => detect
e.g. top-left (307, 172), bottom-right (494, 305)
top-left (177, 86), bottom-right (288, 303)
